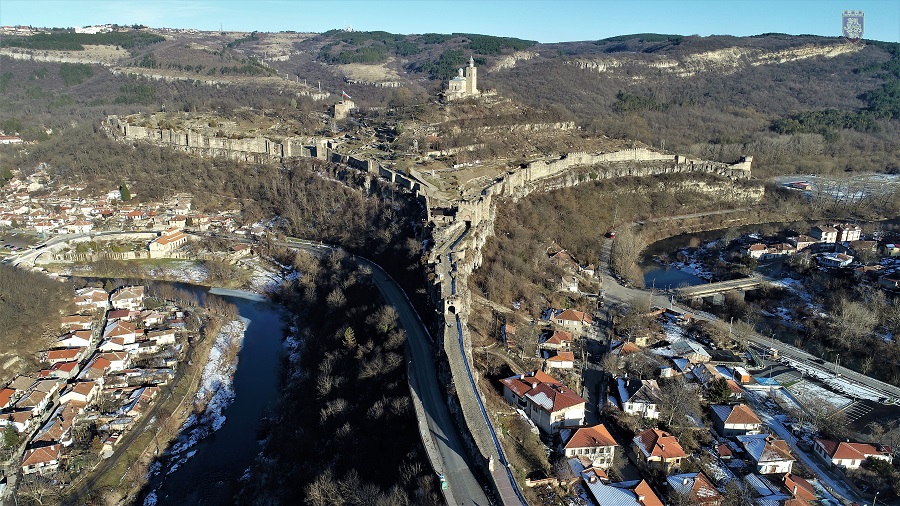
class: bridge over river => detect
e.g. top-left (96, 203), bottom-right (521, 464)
top-left (675, 275), bottom-right (764, 303)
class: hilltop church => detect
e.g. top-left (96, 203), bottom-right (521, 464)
top-left (444, 56), bottom-right (479, 101)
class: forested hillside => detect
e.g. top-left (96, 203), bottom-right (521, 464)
top-left (238, 250), bottom-right (442, 505)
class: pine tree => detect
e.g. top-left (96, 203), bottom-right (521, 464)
top-left (119, 183), bottom-right (132, 201)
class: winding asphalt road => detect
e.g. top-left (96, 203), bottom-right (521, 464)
top-left (285, 240), bottom-right (490, 506)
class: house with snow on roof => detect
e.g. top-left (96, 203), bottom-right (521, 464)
top-left (616, 377), bottom-right (661, 420)
top-left (737, 434), bottom-right (795, 474)
top-left (817, 252), bottom-right (853, 268)
top-left (813, 439), bottom-right (892, 470)
top-left (582, 478), bottom-right (663, 506)
top-left (562, 424), bottom-right (618, 469)
top-left (666, 472), bottom-right (722, 506)
top-left (711, 404), bottom-right (762, 437)
top-left (632, 428), bottom-right (686, 475)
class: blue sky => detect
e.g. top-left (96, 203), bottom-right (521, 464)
top-left (1, 0), bottom-right (898, 43)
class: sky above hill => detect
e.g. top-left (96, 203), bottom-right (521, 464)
top-left (2, 0), bottom-right (898, 43)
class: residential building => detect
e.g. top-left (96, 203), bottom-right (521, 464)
top-left (540, 330), bottom-right (573, 351)
top-left (552, 308), bottom-right (594, 335)
top-left (563, 424), bottom-right (618, 469)
top-left (813, 439), bottom-right (893, 470)
top-left (616, 377), bottom-right (661, 420)
top-left (110, 285), bottom-right (144, 311)
top-left (737, 434), bottom-right (795, 474)
top-left (836, 224), bottom-right (861, 242)
top-left (21, 444), bottom-right (61, 475)
top-left (789, 235), bottom-right (817, 251)
top-left (632, 428), bottom-right (686, 475)
top-left (149, 227), bottom-right (188, 253)
top-left (711, 404), bottom-right (762, 437)
top-left (666, 472), bottom-right (722, 506)
top-left (500, 371), bottom-right (586, 433)
top-left (73, 287), bottom-right (109, 311)
top-left (810, 225), bottom-right (838, 243)
top-left (744, 243), bottom-right (768, 259)
top-left (817, 253), bottom-right (853, 268)
top-left (545, 351), bottom-right (575, 370)
top-left (582, 478), bottom-right (664, 506)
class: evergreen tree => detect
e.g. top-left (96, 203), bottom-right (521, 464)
top-left (119, 182), bottom-right (131, 201)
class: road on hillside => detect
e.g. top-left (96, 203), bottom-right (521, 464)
top-left (285, 240), bottom-right (490, 506)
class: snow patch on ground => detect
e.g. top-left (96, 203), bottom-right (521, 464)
top-left (147, 261), bottom-right (210, 284)
top-left (143, 490), bottom-right (158, 506)
top-left (148, 319), bottom-right (247, 479)
top-left (242, 257), bottom-right (300, 294)
top-left (786, 380), bottom-right (851, 410)
top-left (779, 356), bottom-right (884, 401)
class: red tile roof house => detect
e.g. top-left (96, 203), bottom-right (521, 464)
top-left (0, 388), bottom-right (15, 409)
top-left (103, 320), bottom-right (137, 344)
top-left (813, 439), bottom-right (893, 470)
top-left (666, 471), bottom-right (722, 506)
top-left (632, 428), bottom-right (687, 475)
top-left (539, 330), bottom-right (573, 351)
top-left (45, 347), bottom-right (86, 365)
top-left (545, 351), bottom-right (575, 370)
top-left (563, 424), bottom-right (619, 469)
top-left (500, 371), bottom-right (586, 434)
top-left (552, 308), bottom-right (594, 336)
top-left (782, 473), bottom-right (816, 503)
top-left (21, 444), bottom-right (61, 475)
top-left (0, 410), bottom-right (35, 433)
top-left (710, 404), bottom-right (763, 437)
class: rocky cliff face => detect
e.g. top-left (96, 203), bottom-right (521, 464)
top-left (566, 42), bottom-right (864, 78)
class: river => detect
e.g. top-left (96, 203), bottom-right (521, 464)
top-left (642, 266), bottom-right (707, 290)
top-left (143, 285), bottom-right (283, 505)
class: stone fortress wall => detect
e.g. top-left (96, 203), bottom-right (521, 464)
top-left (102, 112), bottom-right (754, 501)
top-left (424, 146), bottom-right (755, 500)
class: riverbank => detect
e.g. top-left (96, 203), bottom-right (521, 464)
top-left (143, 318), bottom-right (247, 505)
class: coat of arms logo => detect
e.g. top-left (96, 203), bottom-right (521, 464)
top-left (842, 10), bottom-right (864, 43)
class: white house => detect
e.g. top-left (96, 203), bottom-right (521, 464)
top-left (813, 439), bottom-right (893, 470)
top-left (545, 351), bottom-right (575, 370)
top-left (110, 286), bottom-right (145, 311)
top-left (818, 253), bottom-right (854, 268)
top-left (563, 424), bottom-right (618, 469)
top-left (73, 287), bottom-right (109, 311)
top-left (616, 377), bottom-right (661, 420)
top-left (737, 434), bottom-right (795, 474)
top-left (552, 309), bottom-right (594, 335)
top-left (810, 225), bottom-right (838, 243)
top-left (21, 444), bottom-right (61, 475)
top-left (500, 371), bottom-right (586, 434)
top-left (711, 404), bottom-right (762, 437)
